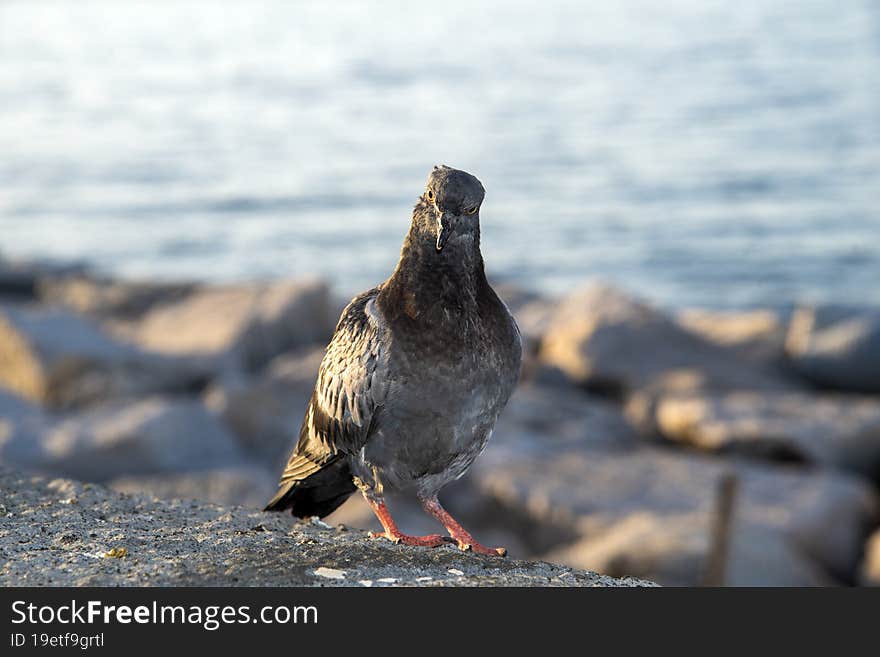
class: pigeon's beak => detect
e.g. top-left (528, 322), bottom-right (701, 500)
top-left (436, 211), bottom-right (452, 252)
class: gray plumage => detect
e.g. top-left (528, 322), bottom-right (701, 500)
top-left (265, 166), bottom-right (521, 553)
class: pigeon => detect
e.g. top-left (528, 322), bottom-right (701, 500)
top-left (265, 165), bottom-right (522, 556)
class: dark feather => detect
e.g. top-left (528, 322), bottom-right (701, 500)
top-left (263, 457), bottom-right (356, 517)
top-left (264, 288), bottom-right (387, 516)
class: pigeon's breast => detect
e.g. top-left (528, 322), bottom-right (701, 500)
top-left (358, 300), bottom-right (521, 493)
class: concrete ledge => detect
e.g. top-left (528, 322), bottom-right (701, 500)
top-left (0, 469), bottom-right (654, 587)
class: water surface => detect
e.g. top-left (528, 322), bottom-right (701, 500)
top-left (1, 0), bottom-right (878, 308)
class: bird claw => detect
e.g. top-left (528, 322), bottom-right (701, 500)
top-left (456, 540), bottom-right (507, 557)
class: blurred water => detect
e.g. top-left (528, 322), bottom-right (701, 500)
top-left (0, 0), bottom-right (878, 308)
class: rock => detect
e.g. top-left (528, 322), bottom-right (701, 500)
top-left (471, 435), bottom-right (877, 585)
top-left (37, 398), bottom-right (242, 481)
top-left (676, 308), bottom-right (787, 366)
top-left (492, 281), bottom-right (557, 343)
top-left (494, 382), bottom-right (639, 449)
top-left (0, 469), bottom-right (653, 586)
top-left (205, 347), bottom-right (325, 466)
top-left (786, 304), bottom-right (880, 393)
top-left (0, 305), bottom-right (210, 409)
top-left (0, 389), bottom-right (50, 469)
top-left (491, 282), bottom-right (558, 382)
top-left (109, 464), bottom-right (276, 508)
top-left (38, 275), bottom-right (197, 319)
top-left (539, 283), bottom-right (794, 399)
top-left (0, 387), bottom-right (44, 425)
top-left (0, 256), bottom-right (88, 299)
top-left (0, 264), bottom-right (36, 298)
top-left (490, 281), bottom-right (545, 312)
top-left (653, 391), bottom-right (880, 476)
top-left (120, 280), bottom-right (335, 372)
top-left (544, 514), bottom-right (834, 587)
top-left (861, 530), bottom-right (880, 586)
top-left (515, 300), bottom-right (561, 382)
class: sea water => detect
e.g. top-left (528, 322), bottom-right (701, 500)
top-left (1, 0), bottom-right (878, 308)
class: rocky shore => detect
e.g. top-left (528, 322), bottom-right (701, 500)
top-left (2, 255), bottom-right (879, 586)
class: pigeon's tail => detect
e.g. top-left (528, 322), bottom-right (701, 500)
top-left (263, 457), bottom-right (357, 518)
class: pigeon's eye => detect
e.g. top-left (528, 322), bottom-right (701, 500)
top-left (426, 189), bottom-right (434, 201)
top-left (466, 205), bottom-right (478, 215)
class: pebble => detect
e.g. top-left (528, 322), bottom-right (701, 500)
top-left (313, 567), bottom-right (346, 580)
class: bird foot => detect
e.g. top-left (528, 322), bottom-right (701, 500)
top-left (455, 540), bottom-right (507, 557)
top-left (446, 527), bottom-right (507, 556)
top-left (369, 530), bottom-right (450, 548)
top-left (416, 496), bottom-right (508, 557)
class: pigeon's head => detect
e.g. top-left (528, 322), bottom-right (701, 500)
top-left (420, 165), bottom-right (485, 252)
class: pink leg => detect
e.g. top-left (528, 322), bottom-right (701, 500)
top-left (364, 496), bottom-right (449, 548)
top-left (419, 495), bottom-right (507, 557)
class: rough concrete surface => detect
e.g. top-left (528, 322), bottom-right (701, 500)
top-left (0, 469), bottom-right (653, 587)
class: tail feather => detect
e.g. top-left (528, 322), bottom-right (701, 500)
top-left (264, 458), bottom-right (357, 518)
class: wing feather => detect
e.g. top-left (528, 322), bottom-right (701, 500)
top-left (276, 288), bottom-right (387, 485)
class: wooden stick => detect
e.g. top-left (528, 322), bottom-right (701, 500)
top-left (702, 471), bottom-right (739, 587)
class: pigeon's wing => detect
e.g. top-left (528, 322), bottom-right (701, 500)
top-left (275, 288), bottom-right (388, 487)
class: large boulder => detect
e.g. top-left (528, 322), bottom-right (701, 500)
top-left (538, 283), bottom-right (795, 399)
top-left (120, 280), bottom-right (336, 372)
top-left (0, 469), bottom-right (653, 587)
top-left (676, 308), bottom-right (788, 366)
top-left (786, 304), bottom-right (880, 393)
top-left (471, 435), bottom-right (877, 585)
top-left (494, 382), bottom-right (639, 449)
top-left (37, 398), bottom-right (242, 481)
top-left (491, 282), bottom-right (559, 381)
top-left (653, 391), bottom-right (880, 476)
top-left (492, 282), bottom-right (557, 344)
top-left (38, 275), bottom-right (197, 319)
top-left (544, 514), bottom-right (834, 587)
top-left (204, 347), bottom-right (324, 466)
top-left (0, 305), bottom-right (210, 409)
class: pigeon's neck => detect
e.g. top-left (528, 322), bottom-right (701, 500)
top-left (379, 219), bottom-right (488, 322)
